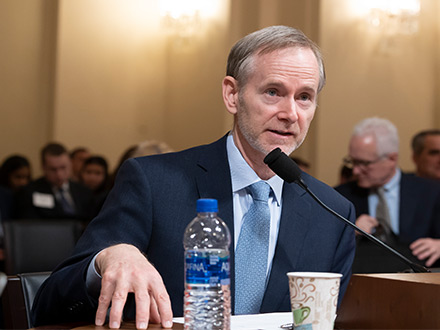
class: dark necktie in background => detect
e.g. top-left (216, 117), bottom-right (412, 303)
top-left (58, 187), bottom-right (76, 215)
top-left (235, 181), bottom-right (271, 314)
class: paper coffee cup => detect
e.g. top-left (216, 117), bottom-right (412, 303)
top-left (287, 272), bottom-right (342, 330)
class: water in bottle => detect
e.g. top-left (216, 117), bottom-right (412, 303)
top-left (183, 198), bottom-right (231, 330)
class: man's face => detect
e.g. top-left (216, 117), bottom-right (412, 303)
top-left (413, 135), bottom-right (440, 180)
top-left (43, 154), bottom-right (72, 188)
top-left (71, 150), bottom-right (90, 176)
top-left (225, 47), bottom-right (319, 163)
top-left (349, 135), bottom-right (397, 189)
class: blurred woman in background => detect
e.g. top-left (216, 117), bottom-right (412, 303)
top-left (0, 155), bottom-right (32, 191)
top-left (79, 156), bottom-right (110, 218)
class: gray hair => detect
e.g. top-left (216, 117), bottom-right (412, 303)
top-left (226, 25), bottom-right (326, 93)
top-left (411, 129), bottom-right (440, 155)
top-left (352, 117), bottom-right (399, 156)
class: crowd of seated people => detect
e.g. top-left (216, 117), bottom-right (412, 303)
top-left (0, 128), bottom-right (438, 277)
top-left (0, 140), bottom-right (173, 272)
top-left (0, 140), bottom-right (173, 222)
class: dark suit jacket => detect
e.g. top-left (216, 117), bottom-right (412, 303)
top-left (335, 173), bottom-right (440, 273)
top-left (32, 135), bottom-right (356, 326)
top-left (15, 177), bottom-right (94, 221)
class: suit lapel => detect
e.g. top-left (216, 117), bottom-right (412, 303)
top-left (193, 135), bottom-right (236, 305)
top-left (261, 182), bottom-right (312, 312)
top-left (398, 174), bottom-right (417, 237)
top-left (193, 135), bottom-right (234, 230)
top-left (351, 184), bottom-right (369, 217)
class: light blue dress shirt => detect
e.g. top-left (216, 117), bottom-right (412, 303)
top-left (368, 169), bottom-right (401, 234)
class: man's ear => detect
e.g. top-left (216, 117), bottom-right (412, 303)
top-left (222, 76), bottom-right (239, 115)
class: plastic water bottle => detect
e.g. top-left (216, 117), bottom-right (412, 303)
top-left (183, 198), bottom-right (231, 330)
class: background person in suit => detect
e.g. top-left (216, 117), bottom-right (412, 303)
top-left (32, 26), bottom-right (356, 329)
top-left (411, 129), bottom-right (440, 180)
top-left (335, 117), bottom-right (440, 273)
top-left (15, 143), bottom-right (94, 221)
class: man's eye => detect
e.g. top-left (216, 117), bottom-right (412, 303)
top-left (265, 89), bottom-right (277, 97)
top-left (298, 94), bottom-right (311, 101)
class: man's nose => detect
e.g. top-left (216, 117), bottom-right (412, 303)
top-left (352, 165), bottom-right (362, 176)
top-left (278, 98), bottom-right (299, 122)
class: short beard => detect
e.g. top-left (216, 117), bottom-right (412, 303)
top-left (235, 92), bottom-right (304, 157)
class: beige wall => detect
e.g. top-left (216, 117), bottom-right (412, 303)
top-left (0, 0), bottom-right (57, 173)
top-left (54, 0), bottom-right (168, 170)
top-left (53, 0), bottom-right (231, 171)
top-left (0, 0), bottom-right (439, 184)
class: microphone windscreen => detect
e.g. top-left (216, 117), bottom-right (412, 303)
top-left (264, 148), bottom-right (302, 183)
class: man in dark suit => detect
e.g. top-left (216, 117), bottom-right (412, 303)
top-left (411, 129), bottom-right (440, 180)
top-left (15, 143), bottom-right (93, 221)
top-left (335, 117), bottom-right (440, 273)
top-left (32, 26), bottom-right (356, 329)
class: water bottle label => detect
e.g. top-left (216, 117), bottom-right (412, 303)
top-left (185, 251), bottom-right (230, 285)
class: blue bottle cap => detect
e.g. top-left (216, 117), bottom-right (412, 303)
top-left (197, 199), bottom-right (218, 212)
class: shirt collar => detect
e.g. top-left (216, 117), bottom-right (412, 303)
top-left (53, 181), bottom-right (70, 193)
top-left (383, 168), bottom-right (401, 191)
top-left (226, 134), bottom-right (283, 205)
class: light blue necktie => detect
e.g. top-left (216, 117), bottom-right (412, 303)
top-left (235, 181), bottom-right (271, 314)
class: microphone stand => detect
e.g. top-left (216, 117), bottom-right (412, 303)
top-left (264, 147), bottom-right (430, 273)
top-left (296, 179), bottom-right (429, 273)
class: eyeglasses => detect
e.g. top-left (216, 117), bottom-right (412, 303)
top-left (343, 156), bottom-right (385, 169)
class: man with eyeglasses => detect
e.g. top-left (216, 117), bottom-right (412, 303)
top-left (335, 117), bottom-right (440, 273)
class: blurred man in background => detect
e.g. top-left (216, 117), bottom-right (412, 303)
top-left (16, 143), bottom-right (93, 221)
top-left (336, 118), bottom-right (440, 273)
top-left (411, 129), bottom-right (440, 180)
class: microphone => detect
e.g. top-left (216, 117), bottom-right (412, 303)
top-left (264, 147), bottom-right (430, 273)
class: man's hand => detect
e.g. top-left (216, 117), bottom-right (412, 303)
top-left (94, 244), bottom-right (173, 329)
top-left (410, 238), bottom-right (440, 267)
top-left (355, 214), bottom-right (379, 235)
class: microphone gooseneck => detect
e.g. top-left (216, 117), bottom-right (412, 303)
top-left (263, 148), bottom-right (429, 273)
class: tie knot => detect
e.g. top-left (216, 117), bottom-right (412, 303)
top-left (248, 181), bottom-right (271, 202)
top-left (376, 186), bottom-right (387, 196)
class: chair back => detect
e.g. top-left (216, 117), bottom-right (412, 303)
top-left (3, 219), bottom-right (84, 274)
top-left (2, 271), bottom-right (51, 329)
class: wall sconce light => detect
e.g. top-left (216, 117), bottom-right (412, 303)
top-left (159, 0), bottom-right (203, 39)
top-left (367, 0), bottom-right (420, 35)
